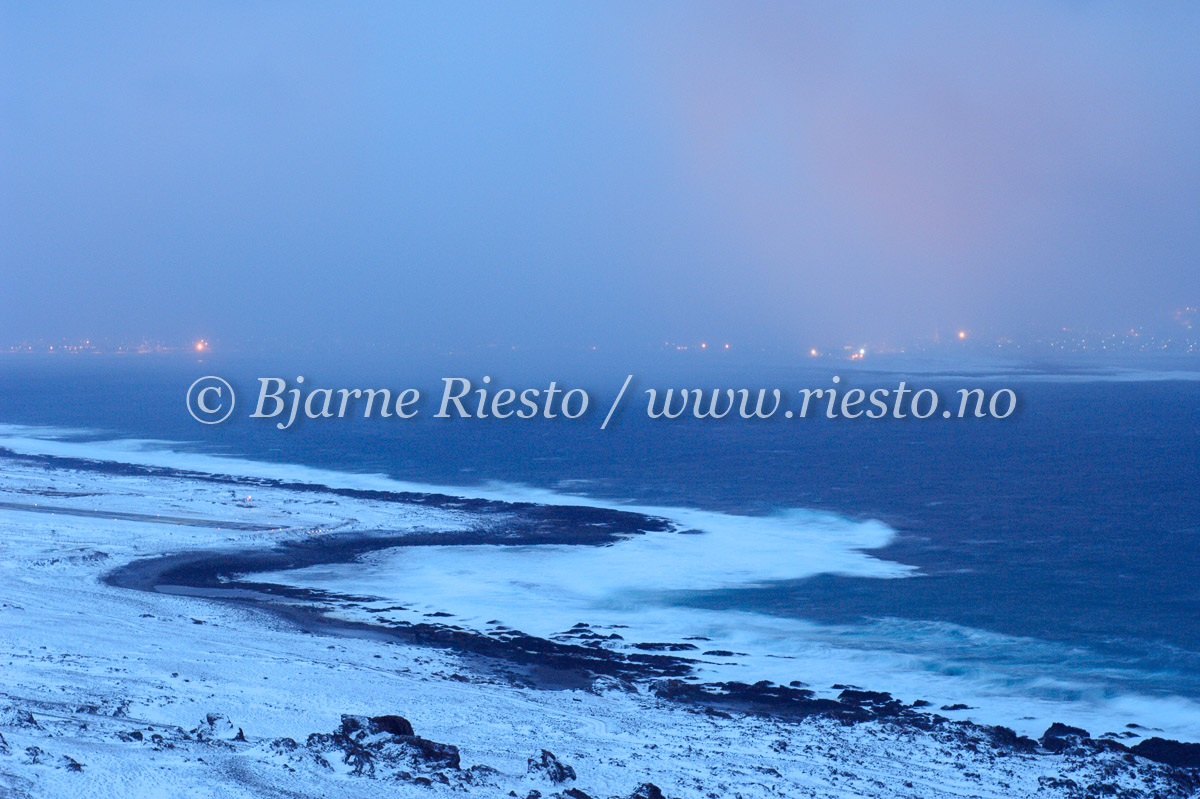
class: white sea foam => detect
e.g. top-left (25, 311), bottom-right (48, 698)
top-left (260, 544), bottom-right (1200, 741)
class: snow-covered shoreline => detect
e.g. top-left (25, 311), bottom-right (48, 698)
top-left (0, 450), bottom-right (1198, 798)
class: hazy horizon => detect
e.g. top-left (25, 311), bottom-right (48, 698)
top-left (3, 3), bottom-right (1199, 357)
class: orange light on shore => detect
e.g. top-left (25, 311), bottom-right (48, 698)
top-left (195, 340), bottom-right (207, 352)
top-left (957, 331), bottom-right (967, 340)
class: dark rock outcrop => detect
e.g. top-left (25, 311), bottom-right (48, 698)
top-left (302, 713), bottom-right (461, 778)
top-left (348, 714), bottom-right (415, 738)
top-left (528, 749), bottom-right (576, 783)
top-left (1, 708), bottom-right (40, 729)
top-left (1039, 722), bottom-right (1091, 753)
top-left (1131, 737), bottom-right (1200, 769)
top-left (560, 789), bottom-right (592, 799)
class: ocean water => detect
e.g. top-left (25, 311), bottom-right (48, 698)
top-left (1, 354), bottom-right (1199, 738)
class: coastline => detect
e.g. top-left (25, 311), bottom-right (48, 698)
top-left (0, 447), bottom-right (1198, 797)
top-left (108, 523), bottom-right (1200, 763)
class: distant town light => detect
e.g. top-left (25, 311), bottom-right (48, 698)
top-left (958, 331), bottom-right (967, 340)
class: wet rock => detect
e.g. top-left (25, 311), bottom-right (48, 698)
top-left (836, 688), bottom-right (909, 715)
top-left (838, 689), bottom-right (893, 705)
top-left (987, 725), bottom-right (1038, 753)
top-left (1130, 737), bottom-right (1200, 769)
top-left (1044, 722), bottom-right (1090, 739)
top-left (528, 749), bottom-right (576, 783)
top-left (1040, 722), bottom-right (1090, 753)
top-left (653, 679), bottom-right (865, 722)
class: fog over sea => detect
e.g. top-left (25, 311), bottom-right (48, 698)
top-left (2, 353), bottom-right (1199, 741)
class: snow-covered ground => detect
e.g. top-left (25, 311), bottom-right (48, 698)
top-left (0, 453), bottom-right (1196, 798)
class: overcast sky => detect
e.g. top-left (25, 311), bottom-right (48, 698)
top-left (3, 2), bottom-right (1198, 354)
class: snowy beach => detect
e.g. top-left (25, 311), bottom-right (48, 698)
top-left (0, 438), bottom-right (1197, 798)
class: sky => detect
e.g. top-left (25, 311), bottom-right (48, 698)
top-left (2, 2), bottom-right (1199, 356)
